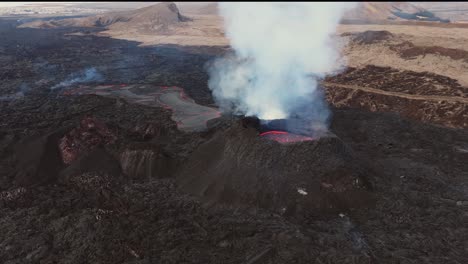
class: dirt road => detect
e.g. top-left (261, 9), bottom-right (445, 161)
top-left (322, 81), bottom-right (468, 104)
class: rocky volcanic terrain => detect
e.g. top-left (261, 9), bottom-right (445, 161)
top-left (1, 3), bottom-right (468, 264)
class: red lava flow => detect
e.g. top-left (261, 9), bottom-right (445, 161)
top-left (259, 130), bottom-right (314, 144)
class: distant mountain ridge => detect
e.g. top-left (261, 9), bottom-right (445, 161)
top-left (179, 2), bottom-right (448, 23)
top-left (179, 3), bottom-right (218, 15)
top-left (19, 2), bottom-right (191, 33)
top-left (343, 2), bottom-right (449, 23)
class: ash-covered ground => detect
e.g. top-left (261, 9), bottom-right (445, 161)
top-left (1, 18), bottom-right (468, 264)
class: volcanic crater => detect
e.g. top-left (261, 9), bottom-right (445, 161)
top-left (176, 115), bottom-right (375, 217)
top-left (1, 3), bottom-right (468, 262)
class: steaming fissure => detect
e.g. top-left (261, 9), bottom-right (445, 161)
top-left (208, 2), bottom-right (356, 138)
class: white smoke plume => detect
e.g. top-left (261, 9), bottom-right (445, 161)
top-left (207, 2), bottom-right (356, 135)
top-left (0, 92), bottom-right (24, 101)
top-left (51, 67), bottom-right (103, 90)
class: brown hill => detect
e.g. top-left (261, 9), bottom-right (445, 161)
top-left (19, 2), bottom-right (191, 34)
top-left (179, 3), bottom-right (219, 15)
top-left (343, 2), bottom-right (424, 22)
top-left (180, 2), bottom-right (420, 18)
top-left (411, 2), bottom-right (468, 22)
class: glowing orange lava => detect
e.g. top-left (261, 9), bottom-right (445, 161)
top-left (259, 130), bottom-right (314, 143)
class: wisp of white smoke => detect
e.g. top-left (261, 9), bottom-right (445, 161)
top-left (0, 83), bottom-right (29, 101)
top-left (51, 67), bottom-right (103, 90)
top-left (207, 2), bottom-right (356, 136)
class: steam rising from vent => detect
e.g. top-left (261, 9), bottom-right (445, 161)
top-left (51, 67), bottom-right (104, 90)
top-left (207, 3), bottom-right (356, 136)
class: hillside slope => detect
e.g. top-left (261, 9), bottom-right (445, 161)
top-left (19, 2), bottom-right (191, 34)
top-left (343, 2), bottom-right (422, 21)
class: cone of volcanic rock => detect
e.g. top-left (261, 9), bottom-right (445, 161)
top-left (176, 119), bottom-right (374, 217)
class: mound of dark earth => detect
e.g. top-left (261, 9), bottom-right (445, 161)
top-left (19, 2), bottom-right (191, 34)
top-left (344, 30), bottom-right (394, 44)
top-left (177, 117), bottom-right (374, 217)
top-left (390, 41), bottom-right (468, 62)
top-left (325, 65), bottom-right (468, 129)
top-left (2, 94), bottom-right (190, 189)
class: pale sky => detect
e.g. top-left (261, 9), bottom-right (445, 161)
top-left (0, 2), bottom-right (203, 8)
top-left (0, 2), bottom-right (90, 7)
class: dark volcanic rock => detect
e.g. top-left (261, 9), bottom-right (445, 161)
top-left (176, 120), bottom-right (374, 216)
top-left (59, 116), bottom-right (117, 165)
top-left (58, 148), bottom-right (124, 208)
top-left (241, 116), bottom-right (261, 129)
top-left (13, 128), bottom-right (68, 186)
top-left (59, 147), bottom-right (123, 185)
top-left (348, 30), bottom-right (394, 44)
top-left (119, 148), bottom-right (177, 180)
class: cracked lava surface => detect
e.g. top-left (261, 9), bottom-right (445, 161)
top-left (62, 84), bottom-right (221, 132)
